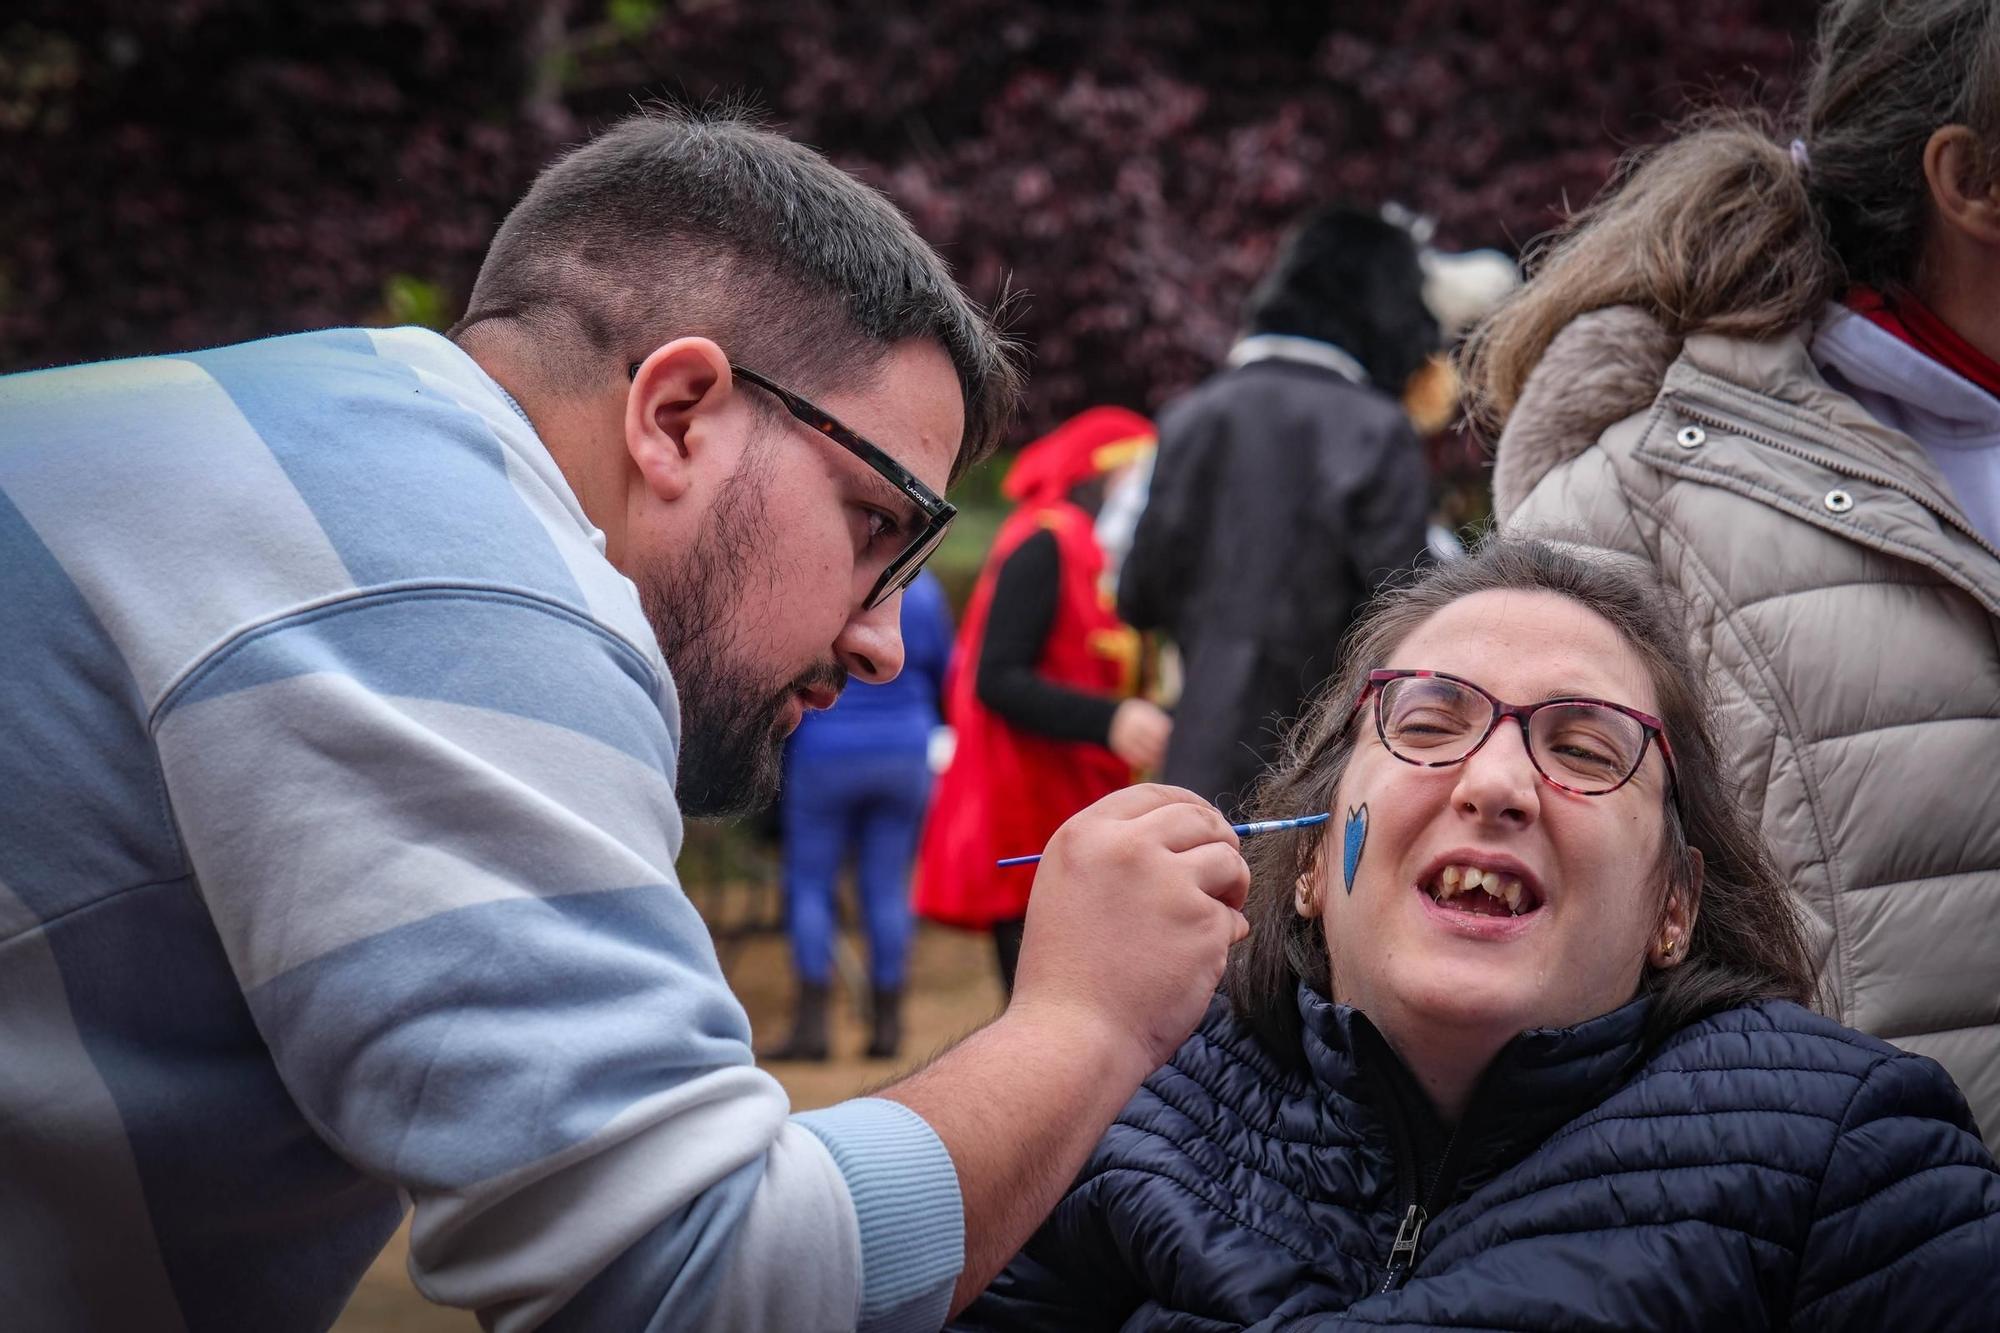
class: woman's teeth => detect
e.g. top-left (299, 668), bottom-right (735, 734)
top-left (1434, 864), bottom-right (1531, 915)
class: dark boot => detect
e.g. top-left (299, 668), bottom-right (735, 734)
top-left (760, 982), bottom-right (830, 1062)
top-left (865, 986), bottom-right (904, 1061)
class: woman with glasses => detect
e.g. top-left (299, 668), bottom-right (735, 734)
top-left (955, 538), bottom-right (2000, 1332)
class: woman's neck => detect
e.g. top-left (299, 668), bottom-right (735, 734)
top-left (1369, 1019), bottom-right (1512, 1127)
top-left (1913, 235), bottom-right (2000, 372)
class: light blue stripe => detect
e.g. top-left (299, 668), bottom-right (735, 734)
top-left (164, 588), bottom-right (670, 772)
top-left (247, 884), bottom-right (751, 1189)
top-left (795, 1098), bottom-right (963, 1333)
top-left (177, 328), bottom-right (585, 606)
top-left (0, 487), bottom-right (184, 925)
top-left (539, 1159), bottom-right (763, 1333)
top-left (37, 876), bottom-right (402, 1330)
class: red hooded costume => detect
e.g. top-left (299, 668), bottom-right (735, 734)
top-left (914, 407), bottom-right (1154, 929)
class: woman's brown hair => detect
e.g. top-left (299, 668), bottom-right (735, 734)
top-left (1461, 0), bottom-right (2000, 433)
top-left (1224, 537), bottom-right (1816, 1060)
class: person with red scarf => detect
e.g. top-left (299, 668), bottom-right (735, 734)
top-left (1471, 0), bottom-right (2000, 1152)
top-left (916, 407), bottom-right (1171, 992)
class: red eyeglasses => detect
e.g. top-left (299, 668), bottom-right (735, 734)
top-left (1347, 668), bottom-right (1680, 802)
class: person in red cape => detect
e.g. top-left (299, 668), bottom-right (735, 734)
top-left (916, 406), bottom-right (1171, 992)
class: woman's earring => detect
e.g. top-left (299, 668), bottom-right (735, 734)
top-left (1660, 935), bottom-right (1679, 961)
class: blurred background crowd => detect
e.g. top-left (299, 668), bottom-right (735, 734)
top-left (0, 2), bottom-right (1839, 1327)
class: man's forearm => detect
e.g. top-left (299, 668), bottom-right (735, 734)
top-left (878, 785), bottom-right (1251, 1318)
top-left (878, 1006), bottom-right (1154, 1315)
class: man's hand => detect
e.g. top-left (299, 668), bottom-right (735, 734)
top-left (1107, 698), bottom-right (1173, 771)
top-left (1010, 784), bottom-right (1249, 1076)
top-left (879, 783), bottom-right (1251, 1317)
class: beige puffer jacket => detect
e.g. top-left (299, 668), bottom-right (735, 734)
top-left (1496, 306), bottom-right (2000, 1151)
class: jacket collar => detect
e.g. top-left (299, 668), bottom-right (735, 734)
top-left (1294, 983), bottom-right (1651, 1191)
top-left (1227, 333), bottom-right (1370, 385)
top-left (1493, 303), bottom-right (1976, 524)
top-left (1813, 305), bottom-right (2000, 440)
top-left (1663, 322), bottom-right (2000, 610)
top-left (1673, 317), bottom-right (1969, 519)
top-left (1493, 304), bottom-right (2000, 613)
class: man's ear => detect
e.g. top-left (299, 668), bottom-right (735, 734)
top-left (624, 337), bottom-right (736, 503)
top-left (1923, 125), bottom-right (2000, 247)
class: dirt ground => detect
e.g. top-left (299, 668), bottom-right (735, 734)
top-left (331, 917), bottom-right (1006, 1331)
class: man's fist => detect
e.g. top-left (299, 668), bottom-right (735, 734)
top-left (1009, 785), bottom-right (1250, 1075)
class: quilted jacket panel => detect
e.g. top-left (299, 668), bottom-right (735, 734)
top-left (958, 989), bottom-right (2000, 1332)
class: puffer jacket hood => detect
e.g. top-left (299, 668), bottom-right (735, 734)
top-left (1493, 306), bottom-right (2000, 1151)
top-left (960, 989), bottom-right (2000, 1331)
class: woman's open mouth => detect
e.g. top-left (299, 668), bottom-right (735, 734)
top-left (1422, 862), bottom-right (1544, 918)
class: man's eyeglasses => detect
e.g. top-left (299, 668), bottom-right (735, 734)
top-left (627, 360), bottom-right (955, 610)
top-left (1347, 668), bottom-right (1680, 801)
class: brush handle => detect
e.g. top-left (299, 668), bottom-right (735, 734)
top-left (995, 811), bottom-right (1327, 867)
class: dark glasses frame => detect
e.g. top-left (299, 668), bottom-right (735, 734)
top-left (627, 360), bottom-right (956, 610)
top-left (1346, 668), bottom-right (1681, 802)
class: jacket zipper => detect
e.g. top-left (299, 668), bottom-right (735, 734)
top-left (1379, 1202), bottom-right (1426, 1293)
top-left (1672, 402), bottom-right (2000, 568)
top-left (1377, 1119), bottom-right (1467, 1294)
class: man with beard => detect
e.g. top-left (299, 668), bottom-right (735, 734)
top-left (0, 109), bottom-right (1251, 1332)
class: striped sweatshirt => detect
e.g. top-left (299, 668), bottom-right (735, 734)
top-left (0, 328), bottom-right (962, 1332)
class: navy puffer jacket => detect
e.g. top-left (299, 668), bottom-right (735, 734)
top-left (958, 987), bottom-right (2000, 1331)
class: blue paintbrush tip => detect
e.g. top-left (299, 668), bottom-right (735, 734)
top-left (997, 810), bottom-right (1328, 867)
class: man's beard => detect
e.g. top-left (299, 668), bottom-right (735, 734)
top-left (635, 463), bottom-right (844, 817)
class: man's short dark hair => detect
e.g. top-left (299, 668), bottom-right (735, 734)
top-left (454, 105), bottom-right (1020, 480)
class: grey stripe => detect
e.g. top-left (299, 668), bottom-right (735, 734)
top-left (696, 1123), bottom-right (863, 1332)
top-left (0, 880), bottom-right (190, 1332)
top-left (157, 678), bottom-right (682, 988)
top-left (407, 1065), bottom-right (799, 1332)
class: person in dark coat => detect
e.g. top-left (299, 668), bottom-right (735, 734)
top-left (958, 537), bottom-right (2000, 1331)
top-left (1118, 208), bottom-right (1438, 816)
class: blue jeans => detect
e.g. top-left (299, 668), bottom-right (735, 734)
top-left (780, 748), bottom-right (931, 989)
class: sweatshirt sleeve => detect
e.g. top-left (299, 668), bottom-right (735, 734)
top-left (1793, 1051), bottom-right (2000, 1329)
top-left (151, 586), bottom-right (962, 1332)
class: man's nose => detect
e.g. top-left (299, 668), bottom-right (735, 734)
top-left (834, 591), bottom-right (906, 685)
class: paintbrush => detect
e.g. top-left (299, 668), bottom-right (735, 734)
top-left (996, 811), bottom-right (1329, 867)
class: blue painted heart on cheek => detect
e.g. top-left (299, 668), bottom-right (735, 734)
top-left (1342, 804), bottom-right (1368, 894)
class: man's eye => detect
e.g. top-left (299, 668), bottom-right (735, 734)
top-left (863, 507), bottom-right (904, 546)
